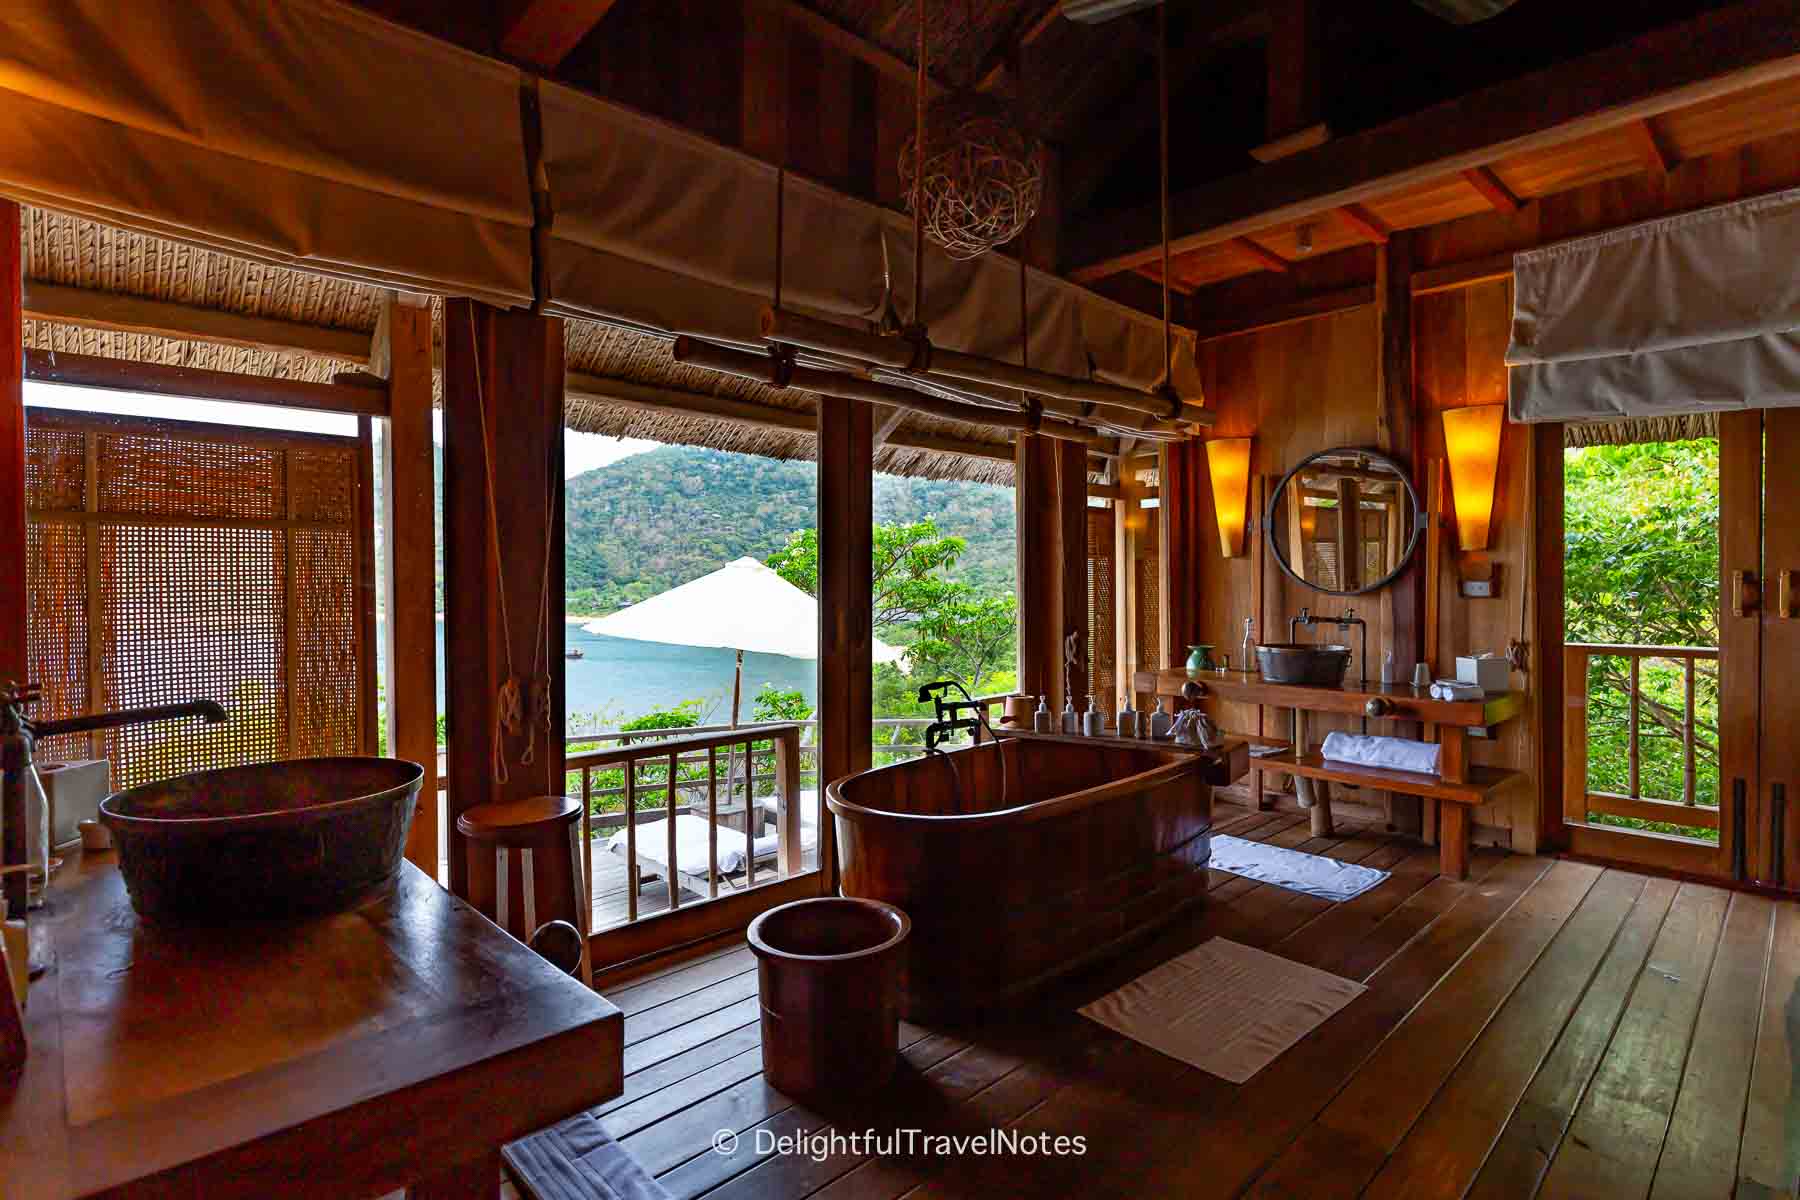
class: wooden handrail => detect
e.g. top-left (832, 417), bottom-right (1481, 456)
top-left (566, 723), bottom-right (802, 769)
top-left (1565, 642), bottom-right (1717, 827)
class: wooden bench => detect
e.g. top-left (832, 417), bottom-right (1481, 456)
top-left (1251, 746), bottom-right (1522, 879)
top-left (502, 1113), bottom-right (671, 1200)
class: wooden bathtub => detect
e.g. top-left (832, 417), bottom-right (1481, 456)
top-left (826, 734), bottom-right (1234, 1020)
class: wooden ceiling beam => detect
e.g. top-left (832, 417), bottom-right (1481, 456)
top-left (973, 1), bottom-right (1062, 92)
top-left (750, 0), bottom-right (946, 97)
top-left (1067, 0), bottom-right (1800, 280)
top-left (1233, 236), bottom-right (1292, 273)
top-left (1461, 165), bottom-right (1523, 213)
top-left (22, 281), bottom-right (373, 365)
top-left (1060, 0), bottom-right (1273, 215)
top-left (1337, 203), bottom-right (1391, 244)
top-left (26, 349), bottom-right (387, 416)
top-left (1630, 116), bottom-right (1676, 176)
top-left (565, 370), bottom-right (1016, 463)
top-left (498, 0), bottom-right (621, 71)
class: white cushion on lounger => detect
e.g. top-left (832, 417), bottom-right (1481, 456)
top-left (606, 811), bottom-right (818, 878)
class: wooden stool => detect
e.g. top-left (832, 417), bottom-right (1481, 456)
top-left (457, 796), bottom-right (590, 987)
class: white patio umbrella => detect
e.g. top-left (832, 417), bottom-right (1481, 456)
top-left (581, 557), bottom-right (904, 726)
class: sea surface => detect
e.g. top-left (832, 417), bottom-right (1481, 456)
top-left (377, 618), bottom-right (820, 727)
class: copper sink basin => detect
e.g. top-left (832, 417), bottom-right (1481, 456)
top-left (100, 757), bottom-right (423, 920)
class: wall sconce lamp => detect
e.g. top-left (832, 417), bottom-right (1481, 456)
top-left (1204, 437), bottom-right (1253, 557)
top-left (1442, 404), bottom-right (1504, 551)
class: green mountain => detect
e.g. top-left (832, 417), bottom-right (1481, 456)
top-left (562, 445), bottom-right (1016, 614)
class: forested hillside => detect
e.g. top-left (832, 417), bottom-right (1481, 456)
top-left (562, 445), bottom-right (1015, 613)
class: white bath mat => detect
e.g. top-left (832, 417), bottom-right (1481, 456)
top-left (1207, 833), bottom-right (1390, 902)
top-left (1080, 938), bottom-right (1367, 1083)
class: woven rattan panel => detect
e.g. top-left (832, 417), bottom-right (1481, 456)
top-left (24, 410), bottom-right (370, 789)
top-left (1086, 508), bottom-right (1116, 704)
top-left (1136, 515), bottom-right (1159, 673)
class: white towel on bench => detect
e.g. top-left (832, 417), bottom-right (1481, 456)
top-left (1320, 731), bottom-right (1441, 776)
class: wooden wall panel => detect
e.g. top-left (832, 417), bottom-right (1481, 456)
top-left (0, 201), bottom-right (21, 685)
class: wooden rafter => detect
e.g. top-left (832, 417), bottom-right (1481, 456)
top-left (751, 0), bottom-right (946, 97)
top-left (1337, 202), bottom-right (1391, 244)
top-left (1233, 236), bottom-right (1291, 273)
top-left (973, 1), bottom-right (1062, 92)
top-left (1629, 116), bottom-right (1676, 175)
top-left (22, 281), bottom-right (373, 365)
top-left (1067, 0), bottom-right (1800, 279)
top-left (1061, 0), bottom-right (1272, 215)
top-left (498, 0), bottom-right (621, 71)
top-left (1461, 165), bottom-right (1523, 213)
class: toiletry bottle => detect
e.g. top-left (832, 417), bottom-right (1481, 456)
top-left (1061, 697), bottom-right (1080, 734)
top-left (1242, 617), bottom-right (1256, 675)
top-left (1148, 697), bottom-right (1172, 739)
top-left (1083, 695), bottom-right (1105, 737)
top-left (1032, 695), bottom-right (1052, 733)
top-left (1117, 696), bottom-right (1138, 738)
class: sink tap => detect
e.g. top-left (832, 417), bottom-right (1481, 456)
top-left (2, 683), bottom-right (229, 916)
top-left (1288, 607), bottom-right (1312, 642)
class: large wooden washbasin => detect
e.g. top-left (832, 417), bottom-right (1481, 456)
top-left (826, 735), bottom-right (1232, 1020)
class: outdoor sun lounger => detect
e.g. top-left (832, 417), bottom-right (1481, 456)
top-left (605, 794), bottom-right (819, 896)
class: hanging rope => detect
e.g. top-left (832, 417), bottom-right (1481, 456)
top-left (912, 0), bottom-right (927, 330)
top-left (466, 307), bottom-right (523, 786)
top-left (1158, 2), bottom-right (1173, 393)
top-left (521, 409), bottom-right (559, 783)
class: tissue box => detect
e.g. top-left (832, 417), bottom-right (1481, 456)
top-left (39, 759), bottom-right (110, 848)
top-left (1455, 655), bottom-right (1510, 696)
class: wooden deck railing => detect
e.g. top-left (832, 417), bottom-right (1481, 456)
top-left (1564, 643), bottom-right (1719, 832)
top-left (566, 723), bottom-right (806, 925)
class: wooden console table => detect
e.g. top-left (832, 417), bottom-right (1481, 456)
top-left (4, 851), bottom-right (623, 1199)
top-left (1134, 667), bottom-right (1525, 880)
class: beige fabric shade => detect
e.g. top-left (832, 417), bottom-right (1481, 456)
top-left (538, 84), bottom-right (1202, 398)
top-left (1507, 186), bottom-right (1800, 422)
top-left (0, 0), bottom-right (535, 307)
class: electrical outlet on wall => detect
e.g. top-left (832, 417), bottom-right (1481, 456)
top-left (1458, 558), bottom-right (1501, 599)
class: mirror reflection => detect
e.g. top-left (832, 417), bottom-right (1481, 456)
top-left (1267, 448), bottom-right (1421, 596)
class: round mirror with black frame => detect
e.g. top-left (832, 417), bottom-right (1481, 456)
top-left (1265, 447), bottom-right (1423, 596)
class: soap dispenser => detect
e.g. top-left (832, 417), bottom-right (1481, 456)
top-left (1148, 697), bottom-right (1172, 739)
top-left (1032, 694), bottom-right (1052, 733)
top-left (1082, 695), bottom-right (1105, 737)
top-left (1117, 695), bottom-right (1139, 739)
top-left (1061, 696), bottom-right (1080, 734)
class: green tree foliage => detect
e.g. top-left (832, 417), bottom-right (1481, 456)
top-left (768, 519), bottom-right (965, 630)
top-left (1564, 439), bottom-right (1720, 835)
top-left (751, 684), bottom-right (811, 722)
top-left (562, 446), bottom-right (1016, 614)
top-left (769, 516), bottom-right (1018, 700)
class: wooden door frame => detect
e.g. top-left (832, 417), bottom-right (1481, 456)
top-left (1552, 414), bottom-right (1760, 882)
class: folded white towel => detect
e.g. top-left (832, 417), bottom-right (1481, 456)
top-left (1319, 732), bottom-right (1441, 776)
top-left (1430, 680), bottom-right (1485, 701)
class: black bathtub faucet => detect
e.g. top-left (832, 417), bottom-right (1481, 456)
top-left (918, 680), bottom-right (982, 750)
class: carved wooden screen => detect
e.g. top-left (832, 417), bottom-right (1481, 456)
top-left (1086, 507), bottom-right (1116, 707)
top-left (23, 408), bottom-right (375, 788)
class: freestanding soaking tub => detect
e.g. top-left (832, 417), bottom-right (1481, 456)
top-left (826, 734), bottom-right (1239, 1020)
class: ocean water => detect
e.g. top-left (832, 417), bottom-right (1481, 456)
top-left (377, 618), bottom-right (820, 726)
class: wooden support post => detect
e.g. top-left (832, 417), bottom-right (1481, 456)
top-left (441, 301), bottom-right (566, 902)
top-left (1438, 800), bottom-right (1471, 880)
top-left (1378, 234), bottom-right (1423, 836)
top-left (774, 727), bottom-right (803, 878)
top-left (1016, 433), bottom-right (1089, 710)
top-left (1255, 0), bottom-right (1326, 160)
top-left (816, 396), bottom-right (872, 893)
top-left (0, 201), bottom-right (21, 686)
top-left (379, 295), bottom-right (440, 875)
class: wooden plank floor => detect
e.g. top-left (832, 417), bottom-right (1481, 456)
top-left (575, 798), bottom-right (1800, 1200)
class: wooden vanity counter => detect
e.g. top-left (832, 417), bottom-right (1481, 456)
top-left (1134, 667), bottom-right (1527, 880)
top-left (2, 850), bottom-right (622, 1199)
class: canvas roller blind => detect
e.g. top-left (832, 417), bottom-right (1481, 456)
top-left (0, 0), bottom-right (535, 307)
top-left (538, 83), bottom-right (1200, 397)
top-left (1507, 186), bottom-right (1800, 422)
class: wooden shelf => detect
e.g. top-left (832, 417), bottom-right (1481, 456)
top-left (1134, 666), bottom-right (1524, 729)
top-left (1251, 748), bottom-right (1523, 806)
